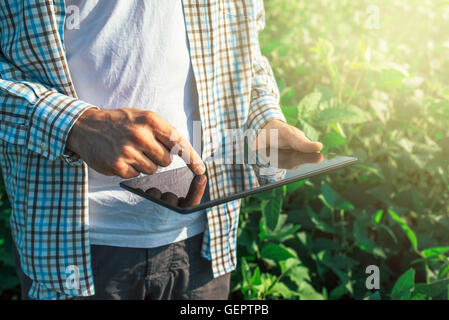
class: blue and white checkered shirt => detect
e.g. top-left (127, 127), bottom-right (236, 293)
top-left (0, 0), bottom-right (286, 299)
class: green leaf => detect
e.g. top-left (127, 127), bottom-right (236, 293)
top-left (331, 255), bottom-right (359, 270)
top-left (286, 179), bottom-right (307, 194)
top-left (240, 202), bottom-right (262, 213)
top-left (297, 119), bottom-right (320, 141)
top-left (262, 196), bottom-right (283, 231)
top-left (373, 209), bottom-right (384, 224)
top-left (287, 265), bottom-right (311, 286)
top-left (297, 91), bottom-right (322, 120)
top-left (271, 282), bottom-right (295, 299)
top-left (320, 183), bottom-right (354, 211)
top-left (282, 106), bottom-right (299, 126)
top-left (249, 267), bottom-right (262, 286)
top-left (280, 87), bottom-right (296, 106)
top-left (240, 257), bottom-right (250, 285)
top-left (329, 283), bottom-right (349, 300)
top-left (261, 243), bottom-right (298, 262)
top-left (366, 185), bottom-right (394, 206)
top-left (413, 279), bottom-right (449, 299)
top-left (297, 282), bottom-right (324, 300)
top-left (421, 246), bottom-right (449, 258)
top-left (321, 132), bottom-right (347, 149)
top-left (321, 183), bottom-right (340, 206)
top-left (310, 238), bottom-right (341, 252)
top-left (315, 85), bottom-right (336, 101)
top-left (306, 206), bottom-right (337, 234)
top-left (402, 77), bottom-right (424, 91)
top-left (439, 263), bottom-right (449, 279)
top-left (397, 138), bottom-right (413, 153)
top-left (390, 268), bottom-right (415, 300)
top-left (388, 209), bottom-right (418, 250)
top-left (413, 138), bottom-right (441, 154)
top-left (279, 257), bottom-right (301, 273)
top-left (313, 38), bottom-right (335, 61)
top-left (365, 291), bottom-right (381, 300)
top-left (370, 99), bottom-right (391, 123)
top-left (265, 223), bottom-right (301, 242)
top-left (312, 104), bottom-right (371, 126)
top-left (372, 65), bottom-right (408, 89)
top-left (354, 218), bottom-right (387, 258)
top-left (354, 163), bottom-right (384, 180)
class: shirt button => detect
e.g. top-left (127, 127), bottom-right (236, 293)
top-left (41, 142), bottom-right (48, 152)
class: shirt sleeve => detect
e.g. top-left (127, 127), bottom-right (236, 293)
top-left (0, 53), bottom-right (99, 165)
top-left (246, 0), bottom-right (287, 132)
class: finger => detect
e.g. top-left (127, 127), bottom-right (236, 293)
top-left (111, 158), bottom-right (140, 178)
top-left (119, 164), bottom-right (140, 179)
top-left (288, 130), bottom-right (323, 153)
top-left (313, 152), bottom-right (324, 163)
top-left (184, 174), bottom-right (207, 207)
top-left (128, 148), bottom-right (159, 175)
top-left (145, 187), bottom-right (162, 199)
top-left (140, 138), bottom-right (173, 168)
top-left (146, 113), bottom-right (205, 174)
top-left (155, 128), bottom-right (205, 175)
top-left (161, 192), bottom-right (179, 206)
top-left (178, 197), bottom-right (186, 207)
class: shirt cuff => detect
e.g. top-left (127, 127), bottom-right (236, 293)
top-left (27, 90), bottom-right (99, 164)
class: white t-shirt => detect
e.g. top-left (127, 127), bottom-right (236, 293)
top-left (64, 0), bottom-right (206, 248)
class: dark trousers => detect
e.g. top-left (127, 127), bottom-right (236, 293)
top-left (13, 233), bottom-right (230, 300)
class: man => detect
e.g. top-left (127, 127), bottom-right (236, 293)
top-left (0, 0), bottom-right (323, 300)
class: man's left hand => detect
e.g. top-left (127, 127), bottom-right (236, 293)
top-left (253, 119), bottom-right (323, 153)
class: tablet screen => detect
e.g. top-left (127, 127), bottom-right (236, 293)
top-left (119, 148), bottom-right (358, 213)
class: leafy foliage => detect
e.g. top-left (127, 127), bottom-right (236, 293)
top-left (230, 0), bottom-right (449, 300)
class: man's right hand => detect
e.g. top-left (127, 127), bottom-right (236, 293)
top-left (66, 108), bottom-right (205, 178)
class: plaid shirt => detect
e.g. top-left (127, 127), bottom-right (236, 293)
top-left (0, 0), bottom-right (286, 299)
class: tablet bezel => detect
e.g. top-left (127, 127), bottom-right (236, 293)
top-left (119, 154), bottom-right (358, 214)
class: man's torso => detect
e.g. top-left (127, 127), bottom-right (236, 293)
top-left (0, 0), bottom-right (268, 299)
top-left (64, 0), bottom-right (206, 248)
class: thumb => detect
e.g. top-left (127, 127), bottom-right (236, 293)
top-left (290, 132), bottom-right (323, 152)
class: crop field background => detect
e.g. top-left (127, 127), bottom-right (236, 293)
top-left (1, 0), bottom-right (449, 300)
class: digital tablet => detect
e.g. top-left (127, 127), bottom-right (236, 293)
top-left (119, 149), bottom-right (358, 214)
